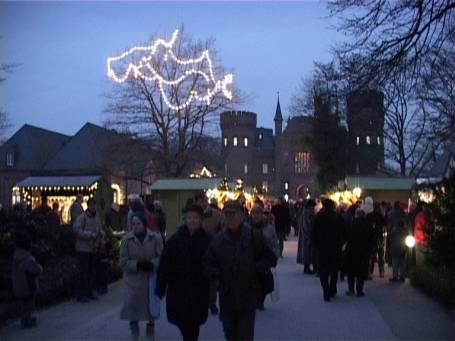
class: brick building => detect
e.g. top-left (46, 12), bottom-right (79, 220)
top-left (221, 90), bottom-right (385, 198)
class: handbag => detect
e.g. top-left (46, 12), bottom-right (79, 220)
top-left (149, 272), bottom-right (161, 319)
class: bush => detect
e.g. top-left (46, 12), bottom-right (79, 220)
top-left (410, 264), bottom-right (455, 308)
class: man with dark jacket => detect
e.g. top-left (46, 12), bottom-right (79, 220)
top-left (271, 197), bottom-right (291, 257)
top-left (204, 200), bottom-right (277, 341)
top-left (312, 198), bottom-right (346, 302)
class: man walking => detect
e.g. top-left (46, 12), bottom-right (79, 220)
top-left (204, 200), bottom-right (277, 340)
top-left (312, 198), bottom-right (346, 302)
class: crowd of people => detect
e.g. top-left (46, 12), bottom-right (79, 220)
top-left (9, 191), bottom-right (434, 340)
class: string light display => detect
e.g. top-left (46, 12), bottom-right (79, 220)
top-left (107, 29), bottom-right (233, 111)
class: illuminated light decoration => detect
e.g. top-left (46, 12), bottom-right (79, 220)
top-left (353, 187), bottom-right (362, 198)
top-left (107, 29), bottom-right (233, 111)
top-left (405, 235), bottom-right (416, 248)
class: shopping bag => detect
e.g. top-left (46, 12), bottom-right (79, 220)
top-left (270, 267), bottom-right (280, 302)
top-left (149, 272), bottom-right (161, 319)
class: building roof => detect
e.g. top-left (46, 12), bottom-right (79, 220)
top-left (44, 123), bottom-right (152, 175)
top-left (15, 175), bottom-right (101, 187)
top-left (344, 175), bottom-right (415, 190)
top-left (0, 124), bottom-right (70, 171)
top-left (283, 116), bottom-right (313, 136)
top-left (274, 96), bottom-right (283, 122)
top-left (150, 178), bottom-right (224, 191)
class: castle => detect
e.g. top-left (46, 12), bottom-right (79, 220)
top-left (220, 89), bottom-right (385, 198)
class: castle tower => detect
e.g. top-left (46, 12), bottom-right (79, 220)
top-left (347, 89), bottom-right (385, 174)
top-left (220, 111), bottom-right (257, 181)
top-left (274, 94), bottom-right (283, 138)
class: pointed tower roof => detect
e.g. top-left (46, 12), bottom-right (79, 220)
top-left (274, 93), bottom-right (283, 121)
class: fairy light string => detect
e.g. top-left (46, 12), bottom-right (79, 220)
top-left (107, 29), bottom-right (233, 111)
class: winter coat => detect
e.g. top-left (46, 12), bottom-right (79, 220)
top-left (312, 207), bottom-right (346, 272)
top-left (120, 230), bottom-right (163, 321)
top-left (202, 206), bottom-right (224, 236)
top-left (345, 216), bottom-right (375, 278)
top-left (156, 226), bottom-right (211, 327)
top-left (11, 248), bottom-right (43, 298)
top-left (251, 222), bottom-right (280, 259)
top-left (203, 223), bottom-right (277, 319)
top-left (414, 211), bottom-right (432, 245)
top-left (155, 209), bottom-right (167, 235)
top-left (73, 211), bottom-right (103, 253)
top-left (271, 204), bottom-right (291, 237)
top-left (366, 211), bottom-right (386, 247)
top-left (70, 202), bottom-right (84, 225)
top-left (390, 225), bottom-right (408, 258)
top-left (297, 208), bottom-right (315, 265)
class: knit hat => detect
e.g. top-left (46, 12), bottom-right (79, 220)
top-left (183, 204), bottom-right (204, 217)
top-left (131, 212), bottom-right (148, 227)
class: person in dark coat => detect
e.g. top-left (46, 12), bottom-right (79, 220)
top-left (46, 202), bottom-right (61, 228)
top-left (204, 200), bottom-right (277, 341)
top-left (271, 197), bottom-right (291, 257)
top-left (345, 209), bottom-right (375, 297)
top-left (367, 202), bottom-right (387, 278)
top-left (156, 204), bottom-right (211, 341)
top-left (312, 198), bottom-right (346, 302)
top-left (297, 199), bottom-right (316, 274)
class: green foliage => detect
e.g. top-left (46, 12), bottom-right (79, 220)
top-left (311, 97), bottom-right (347, 193)
top-left (426, 173), bottom-right (455, 268)
top-left (410, 264), bottom-right (455, 308)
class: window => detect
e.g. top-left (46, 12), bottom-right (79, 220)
top-left (244, 137), bottom-right (248, 147)
top-left (262, 181), bottom-right (268, 192)
top-left (377, 136), bottom-right (381, 145)
top-left (356, 136), bottom-right (360, 145)
top-left (295, 152), bottom-right (311, 174)
top-left (224, 163), bottom-right (228, 174)
top-left (223, 137), bottom-right (228, 147)
top-left (377, 162), bottom-right (381, 170)
top-left (244, 164), bottom-right (248, 174)
top-left (6, 152), bottom-right (14, 167)
top-left (258, 133), bottom-right (263, 140)
top-left (233, 136), bottom-right (238, 147)
top-left (262, 163), bottom-right (268, 174)
top-left (366, 136), bottom-right (371, 144)
top-left (355, 163), bottom-right (360, 174)
top-left (284, 182), bottom-right (289, 190)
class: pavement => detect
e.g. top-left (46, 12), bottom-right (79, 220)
top-left (1, 238), bottom-right (455, 340)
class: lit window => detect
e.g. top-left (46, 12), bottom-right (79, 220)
top-left (258, 133), bottom-right (263, 140)
top-left (262, 181), bottom-right (268, 192)
top-left (284, 182), bottom-right (289, 190)
top-left (6, 152), bottom-right (14, 167)
top-left (244, 137), bottom-right (248, 147)
top-left (233, 136), bottom-right (238, 147)
top-left (356, 136), bottom-right (360, 145)
top-left (223, 137), bottom-right (228, 147)
top-left (377, 136), bottom-right (381, 145)
top-left (244, 164), bottom-right (248, 174)
top-left (295, 152), bottom-right (311, 174)
top-left (262, 163), bottom-right (268, 174)
top-left (366, 136), bottom-right (371, 144)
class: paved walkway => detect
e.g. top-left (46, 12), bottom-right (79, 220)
top-left (2, 239), bottom-right (455, 340)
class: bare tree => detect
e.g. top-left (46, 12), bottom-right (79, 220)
top-left (104, 27), bottom-right (243, 177)
top-left (0, 62), bottom-right (19, 142)
top-left (328, 0), bottom-right (455, 87)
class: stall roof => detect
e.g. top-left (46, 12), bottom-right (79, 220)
top-left (151, 178), bottom-right (224, 191)
top-left (345, 176), bottom-right (415, 190)
top-left (16, 175), bottom-right (102, 187)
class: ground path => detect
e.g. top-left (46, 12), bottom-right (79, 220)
top-left (2, 238), bottom-right (455, 340)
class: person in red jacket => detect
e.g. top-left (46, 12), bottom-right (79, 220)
top-left (413, 206), bottom-right (434, 265)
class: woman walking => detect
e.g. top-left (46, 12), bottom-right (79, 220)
top-left (156, 204), bottom-right (212, 341)
top-left (120, 212), bottom-right (163, 340)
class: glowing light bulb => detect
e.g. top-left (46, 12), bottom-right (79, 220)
top-left (353, 187), bottom-right (362, 198)
top-left (405, 235), bottom-right (416, 248)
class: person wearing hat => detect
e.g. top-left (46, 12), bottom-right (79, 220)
top-left (156, 204), bottom-right (211, 341)
top-left (120, 211), bottom-right (163, 340)
top-left (204, 200), bottom-right (277, 341)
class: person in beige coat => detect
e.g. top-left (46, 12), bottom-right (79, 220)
top-left (120, 212), bottom-right (163, 340)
